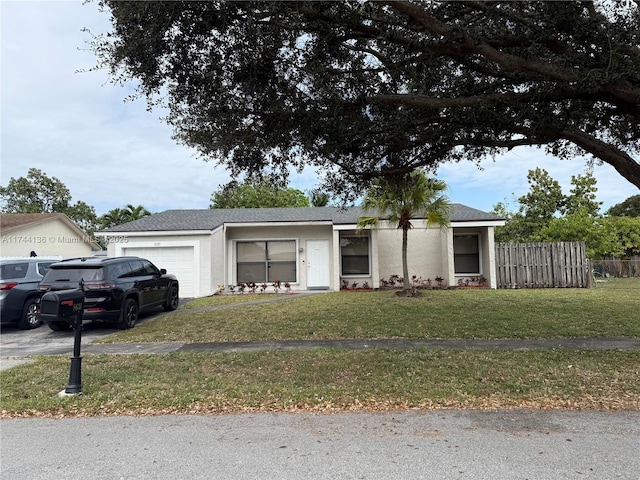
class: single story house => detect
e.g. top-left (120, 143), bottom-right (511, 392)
top-left (98, 206), bottom-right (505, 298)
top-left (0, 213), bottom-right (101, 258)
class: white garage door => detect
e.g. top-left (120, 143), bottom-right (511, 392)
top-left (123, 246), bottom-right (196, 298)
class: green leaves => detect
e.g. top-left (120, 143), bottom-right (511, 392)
top-left (93, 1), bottom-right (640, 196)
top-left (0, 168), bottom-right (71, 214)
top-left (210, 179), bottom-right (310, 208)
top-left (358, 170), bottom-right (450, 290)
top-left (495, 168), bottom-right (640, 258)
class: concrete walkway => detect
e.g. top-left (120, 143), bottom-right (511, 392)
top-left (4, 336), bottom-right (639, 372)
top-left (80, 336), bottom-right (640, 355)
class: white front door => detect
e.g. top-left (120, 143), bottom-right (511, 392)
top-left (306, 240), bottom-right (330, 289)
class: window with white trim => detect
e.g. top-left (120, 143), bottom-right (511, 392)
top-left (340, 236), bottom-right (370, 276)
top-left (454, 234), bottom-right (480, 274)
top-left (237, 240), bottom-right (296, 283)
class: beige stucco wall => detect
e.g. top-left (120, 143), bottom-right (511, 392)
top-left (374, 221), bottom-right (450, 286)
top-left (100, 220), bottom-right (499, 297)
top-left (0, 218), bottom-right (96, 258)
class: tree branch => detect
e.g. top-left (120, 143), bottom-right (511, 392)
top-left (557, 128), bottom-right (640, 189)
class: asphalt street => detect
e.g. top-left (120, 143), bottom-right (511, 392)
top-left (2, 410), bottom-right (639, 479)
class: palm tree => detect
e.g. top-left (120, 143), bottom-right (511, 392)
top-left (99, 208), bottom-right (127, 229)
top-left (123, 204), bottom-right (151, 222)
top-left (309, 189), bottom-right (331, 207)
top-left (357, 170), bottom-right (451, 294)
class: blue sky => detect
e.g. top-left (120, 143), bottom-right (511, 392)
top-left (2, 1), bottom-right (638, 216)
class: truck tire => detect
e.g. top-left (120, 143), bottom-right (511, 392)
top-left (48, 321), bottom-right (71, 331)
top-left (118, 298), bottom-right (138, 329)
top-left (163, 285), bottom-right (179, 311)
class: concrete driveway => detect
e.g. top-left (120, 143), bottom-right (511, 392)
top-left (0, 305), bottom-right (175, 370)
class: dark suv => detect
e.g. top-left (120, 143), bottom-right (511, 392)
top-left (1, 258), bottom-right (59, 329)
top-left (37, 256), bottom-right (179, 330)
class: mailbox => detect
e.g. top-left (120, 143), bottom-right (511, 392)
top-left (39, 289), bottom-right (85, 324)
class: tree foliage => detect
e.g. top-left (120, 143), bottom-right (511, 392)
top-left (606, 195), bottom-right (640, 217)
top-left (0, 169), bottom-right (153, 242)
top-left (539, 214), bottom-right (640, 258)
top-left (0, 168), bottom-right (98, 233)
top-left (309, 189), bottom-right (331, 207)
top-left (494, 168), bottom-right (602, 243)
top-left (517, 168), bottom-right (566, 234)
top-left (1, 168), bottom-right (72, 214)
top-left (358, 170), bottom-right (450, 293)
top-left (493, 169), bottom-right (640, 258)
top-left (92, 1), bottom-right (640, 199)
top-left (210, 179), bottom-right (310, 208)
top-left (565, 171), bottom-right (602, 217)
top-left (99, 204), bottom-right (152, 229)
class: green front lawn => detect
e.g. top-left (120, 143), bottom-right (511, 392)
top-left (100, 278), bottom-right (640, 344)
top-left (1, 278), bottom-right (637, 417)
top-left (2, 350), bottom-right (638, 417)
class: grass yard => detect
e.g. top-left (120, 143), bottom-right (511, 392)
top-left (1, 278), bottom-right (638, 417)
top-left (99, 277), bottom-right (640, 344)
top-left (2, 350), bottom-right (639, 417)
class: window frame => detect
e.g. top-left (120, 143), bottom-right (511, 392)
top-left (340, 235), bottom-right (371, 277)
top-left (236, 239), bottom-right (298, 284)
top-left (453, 233), bottom-right (482, 275)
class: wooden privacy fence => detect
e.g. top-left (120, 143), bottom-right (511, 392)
top-left (495, 242), bottom-right (591, 289)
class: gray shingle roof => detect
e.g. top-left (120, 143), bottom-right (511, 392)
top-left (102, 205), bottom-right (503, 233)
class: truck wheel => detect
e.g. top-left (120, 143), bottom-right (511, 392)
top-left (163, 285), bottom-right (179, 311)
top-left (18, 298), bottom-right (41, 330)
top-left (49, 321), bottom-right (71, 331)
top-left (118, 298), bottom-right (138, 329)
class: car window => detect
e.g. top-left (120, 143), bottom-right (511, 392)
top-left (141, 260), bottom-right (160, 276)
top-left (45, 266), bottom-right (104, 283)
top-left (110, 261), bottom-right (133, 279)
top-left (37, 262), bottom-right (55, 277)
top-left (0, 262), bottom-right (29, 280)
top-left (127, 260), bottom-right (147, 277)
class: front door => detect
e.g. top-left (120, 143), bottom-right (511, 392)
top-left (306, 240), bottom-right (330, 289)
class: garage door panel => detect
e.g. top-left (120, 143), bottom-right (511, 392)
top-left (123, 247), bottom-right (195, 298)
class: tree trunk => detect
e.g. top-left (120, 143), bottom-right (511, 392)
top-left (402, 227), bottom-right (410, 291)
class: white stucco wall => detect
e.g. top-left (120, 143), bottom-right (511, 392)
top-left (210, 227), bottom-right (225, 293)
top-left (225, 224), bottom-right (335, 290)
top-left (1, 218), bottom-right (96, 258)
top-left (107, 232), bottom-right (213, 298)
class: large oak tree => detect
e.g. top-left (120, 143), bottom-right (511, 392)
top-left (92, 1), bottom-right (640, 199)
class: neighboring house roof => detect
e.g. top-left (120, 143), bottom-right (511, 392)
top-left (0, 213), bottom-right (63, 233)
top-left (101, 205), bottom-right (504, 233)
top-left (0, 213), bottom-right (101, 250)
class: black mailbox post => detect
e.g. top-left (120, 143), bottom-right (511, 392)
top-left (40, 288), bottom-right (85, 395)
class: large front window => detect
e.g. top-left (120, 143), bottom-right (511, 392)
top-left (454, 234), bottom-right (480, 274)
top-left (237, 241), bottom-right (296, 283)
top-left (341, 236), bottom-right (370, 275)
